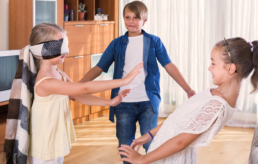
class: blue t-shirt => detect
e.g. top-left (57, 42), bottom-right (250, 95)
top-left (97, 30), bottom-right (172, 122)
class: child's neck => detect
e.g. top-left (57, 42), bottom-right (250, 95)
top-left (40, 62), bottom-right (58, 76)
top-left (215, 76), bottom-right (241, 107)
top-left (128, 30), bottom-right (143, 37)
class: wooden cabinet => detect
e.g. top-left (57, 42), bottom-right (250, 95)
top-left (64, 0), bottom-right (118, 38)
top-left (9, 0), bottom-right (118, 125)
top-left (64, 21), bottom-right (115, 56)
top-left (64, 55), bottom-right (91, 121)
top-left (63, 55), bottom-right (110, 124)
top-left (91, 23), bottom-right (114, 54)
top-left (64, 55), bottom-right (91, 81)
top-left (65, 24), bottom-right (92, 57)
top-left (0, 123), bottom-right (6, 152)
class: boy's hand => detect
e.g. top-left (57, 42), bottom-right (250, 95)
top-left (187, 89), bottom-right (196, 98)
top-left (123, 62), bottom-right (143, 85)
top-left (118, 145), bottom-right (147, 164)
top-left (110, 89), bottom-right (130, 106)
top-left (131, 133), bottom-right (152, 152)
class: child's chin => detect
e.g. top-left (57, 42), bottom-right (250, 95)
top-left (212, 81), bottom-right (220, 86)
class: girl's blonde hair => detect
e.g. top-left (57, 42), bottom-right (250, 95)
top-left (29, 23), bottom-right (66, 46)
top-left (29, 23), bottom-right (66, 71)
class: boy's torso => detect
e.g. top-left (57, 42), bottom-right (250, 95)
top-left (119, 34), bottom-right (149, 102)
top-left (97, 30), bottom-right (171, 122)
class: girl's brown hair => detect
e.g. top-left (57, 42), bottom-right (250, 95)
top-left (29, 23), bottom-right (66, 71)
top-left (123, 1), bottom-right (148, 21)
top-left (215, 37), bottom-right (258, 92)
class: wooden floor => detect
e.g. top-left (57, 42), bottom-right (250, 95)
top-left (0, 115), bottom-right (254, 164)
top-left (64, 115), bottom-right (254, 164)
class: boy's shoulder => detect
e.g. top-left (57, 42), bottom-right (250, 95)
top-left (142, 30), bottom-right (161, 40)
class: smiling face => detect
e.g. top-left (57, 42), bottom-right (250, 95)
top-left (123, 8), bottom-right (146, 37)
top-left (208, 47), bottom-right (231, 85)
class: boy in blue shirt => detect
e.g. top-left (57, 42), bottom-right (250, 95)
top-left (80, 1), bottom-right (195, 163)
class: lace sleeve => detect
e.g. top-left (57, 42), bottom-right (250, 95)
top-left (176, 100), bottom-right (226, 147)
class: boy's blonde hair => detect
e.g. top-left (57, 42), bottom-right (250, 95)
top-left (123, 1), bottom-right (148, 21)
top-left (29, 23), bottom-right (66, 46)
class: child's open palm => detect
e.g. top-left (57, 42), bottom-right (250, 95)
top-left (110, 89), bottom-right (130, 106)
top-left (123, 62), bottom-right (143, 85)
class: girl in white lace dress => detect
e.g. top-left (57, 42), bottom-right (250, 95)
top-left (117, 37), bottom-right (258, 164)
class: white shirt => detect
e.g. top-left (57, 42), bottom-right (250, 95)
top-left (147, 88), bottom-right (236, 164)
top-left (119, 34), bottom-right (149, 102)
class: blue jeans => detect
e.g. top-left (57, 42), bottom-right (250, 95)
top-left (115, 101), bottom-right (158, 164)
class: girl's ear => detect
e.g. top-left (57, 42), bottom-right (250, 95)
top-left (229, 64), bottom-right (237, 74)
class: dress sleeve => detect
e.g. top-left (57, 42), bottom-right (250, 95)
top-left (175, 99), bottom-right (226, 147)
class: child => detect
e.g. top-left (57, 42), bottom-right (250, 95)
top-left (3, 23), bottom-right (143, 164)
top-left (79, 1), bottom-right (195, 163)
top-left (117, 37), bottom-right (257, 164)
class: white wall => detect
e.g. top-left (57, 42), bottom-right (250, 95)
top-left (0, 0), bottom-right (9, 51)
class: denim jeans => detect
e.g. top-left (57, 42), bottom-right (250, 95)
top-left (115, 101), bottom-right (158, 164)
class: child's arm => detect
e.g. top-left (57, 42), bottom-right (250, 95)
top-left (79, 39), bottom-right (116, 83)
top-left (79, 66), bottom-right (103, 83)
top-left (72, 89), bottom-right (130, 106)
top-left (64, 71), bottom-right (130, 106)
top-left (130, 123), bottom-right (163, 151)
top-left (164, 63), bottom-right (196, 98)
top-left (118, 133), bottom-right (202, 164)
top-left (36, 63), bottom-right (143, 96)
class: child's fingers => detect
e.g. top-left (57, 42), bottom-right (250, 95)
top-left (132, 63), bottom-right (143, 73)
top-left (119, 157), bottom-right (131, 163)
top-left (117, 151), bottom-right (129, 157)
top-left (119, 157), bottom-right (132, 163)
top-left (136, 145), bottom-right (141, 152)
top-left (120, 89), bottom-right (130, 95)
top-left (130, 141), bottom-right (136, 148)
top-left (118, 145), bottom-right (132, 152)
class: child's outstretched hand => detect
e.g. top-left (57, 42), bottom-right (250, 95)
top-left (187, 89), bottom-right (196, 98)
top-left (110, 89), bottom-right (130, 106)
top-left (118, 145), bottom-right (147, 164)
top-left (123, 62), bottom-right (143, 85)
top-left (131, 133), bottom-right (152, 152)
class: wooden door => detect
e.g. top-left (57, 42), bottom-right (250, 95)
top-left (65, 24), bottom-right (92, 57)
top-left (64, 55), bottom-right (91, 120)
top-left (91, 23), bottom-right (114, 54)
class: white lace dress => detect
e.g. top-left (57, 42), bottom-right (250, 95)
top-left (147, 88), bottom-right (236, 164)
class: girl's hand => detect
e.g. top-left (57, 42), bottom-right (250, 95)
top-left (118, 145), bottom-right (147, 164)
top-left (110, 89), bottom-right (130, 106)
top-left (187, 89), bottom-right (196, 98)
top-left (131, 133), bottom-right (152, 152)
top-left (123, 62), bottom-right (143, 85)
top-left (69, 96), bottom-right (75, 101)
